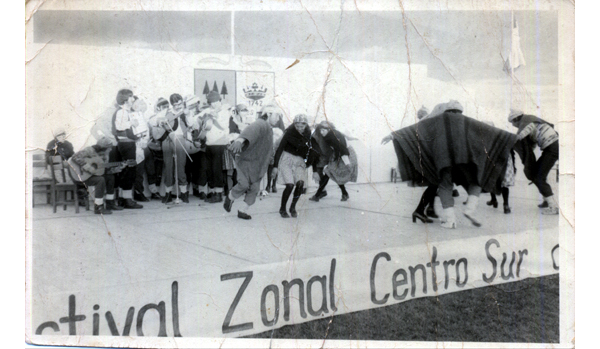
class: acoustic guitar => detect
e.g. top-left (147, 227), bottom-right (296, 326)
top-left (68, 156), bottom-right (136, 182)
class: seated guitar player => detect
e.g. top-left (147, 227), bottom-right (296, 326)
top-left (69, 137), bottom-right (126, 214)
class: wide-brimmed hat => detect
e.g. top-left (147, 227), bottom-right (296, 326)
top-left (508, 108), bottom-right (524, 122)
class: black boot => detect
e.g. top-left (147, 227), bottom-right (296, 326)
top-left (123, 199), bottom-right (143, 209)
top-left (105, 200), bottom-right (123, 211)
top-left (198, 192), bottom-right (207, 200)
top-left (193, 188), bottom-right (201, 198)
top-left (425, 205), bottom-right (438, 219)
top-left (181, 192), bottom-right (189, 203)
top-left (205, 192), bottom-right (213, 202)
top-left (134, 191), bottom-right (149, 202)
top-left (150, 192), bottom-right (162, 201)
top-left (223, 195), bottom-right (233, 212)
top-left (162, 192), bottom-right (173, 204)
top-left (94, 204), bottom-right (112, 215)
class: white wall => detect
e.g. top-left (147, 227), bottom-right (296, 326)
top-left (26, 42), bottom-right (557, 184)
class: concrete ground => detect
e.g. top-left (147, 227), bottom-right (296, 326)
top-left (28, 178), bottom-right (558, 338)
top-left (31, 177), bottom-right (558, 289)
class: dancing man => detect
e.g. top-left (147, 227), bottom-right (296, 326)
top-left (223, 105), bottom-right (282, 219)
top-left (509, 109), bottom-right (559, 215)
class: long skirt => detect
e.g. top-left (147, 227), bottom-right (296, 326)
top-left (323, 145), bottom-right (358, 185)
top-left (277, 151), bottom-right (307, 185)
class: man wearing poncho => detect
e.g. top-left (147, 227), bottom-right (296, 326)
top-left (223, 105), bottom-right (282, 220)
top-left (391, 100), bottom-right (518, 228)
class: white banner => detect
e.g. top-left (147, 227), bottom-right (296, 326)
top-left (31, 228), bottom-right (558, 342)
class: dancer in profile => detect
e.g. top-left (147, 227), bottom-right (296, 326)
top-left (223, 105), bottom-right (282, 219)
top-left (272, 114), bottom-right (320, 218)
top-left (509, 109), bottom-right (559, 215)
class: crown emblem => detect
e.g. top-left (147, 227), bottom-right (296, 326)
top-left (243, 83), bottom-right (267, 101)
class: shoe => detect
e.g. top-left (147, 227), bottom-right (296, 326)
top-left (198, 192), bottom-right (207, 200)
top-left (193, 189), bottom-right (201, 198)
top-left (464, 195), bottom-right (481, 227)
top-left (205, 192), bottom-right (214, 202)
top-left (341, 194), bottom-right (349, 201)
top-left (150, 192), bottom-right (162, 200)
top-left (425, 206), bottom-right (438, 219)
top-left (538, 201), bottom-right (549, 208)
top-left (134, 192), bottom-right (149, 202)
top-left (412, 211), bottom-right (433, 223)
top-left (309, 194), bottom-right (320, 202)
top-left (223, 195), bottom-right (233, 212)
top-left (238, 210), bottom-right (251, 220)
top-left (271, 186), bottom-right (277, 193)
top-left (486, 200), bottom-right (498, 208)
top-left (318, 190), bottom-right (328, 199)
top-left (440, 208), bottom-right (456, 229)
top-left (118, 197), bottom-right (126, 207)
top-left (452, 189), bottom-right (460, 197)
top-left (542, 207), bottom-right (559, 215)
top-left (503, 204), bottom-right (511, 214)
top-left (209, 192), bottom-right (223, 203)
top-left (162, 192), bottom-right (173, 204)
top-left (280, 209), bottom-right (290, 218)
top-left (123, 199), bottom-right (143, 209)
top-left (181, 192), bottom-right (189, 203)
top-left (265, 185), bottom-right (271, 193)
top-left (94, 204), bottom-right (112, 215)
top-left (290, 208), bottom-right (298, 218)
top-left (105, 200), bottom-right (123, 211)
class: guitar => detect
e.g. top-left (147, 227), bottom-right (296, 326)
top-left (68, 157), bottom-right (137, 182)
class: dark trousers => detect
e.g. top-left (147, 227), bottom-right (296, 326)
top-left (185, 151), bottom-right (205, 186)
top-left (205, 145), bottom-right (226, 189)
top-left (116, 142), bottom-right (136, 190)
top-left (415, 185), bottom-right (438, 214)
top-left (108, 146), bottom-right (121, 190)
top-left (81, 176), bottom-right (105, 199)
top-left (533, 141), bottom-right (559, 197)
top-left (135, 147), bottom-right (158, 193)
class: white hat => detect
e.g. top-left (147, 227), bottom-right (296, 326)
top-left (445, 100), bottom-right (464, 112)
top-left (508, 108), bottom-right (524, 122)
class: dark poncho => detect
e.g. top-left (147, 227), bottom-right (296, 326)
top-left (273, 125), bottom-right (320, 170)
top-left (392, 111), bottom-right (517, 193)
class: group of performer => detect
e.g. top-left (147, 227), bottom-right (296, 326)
top-left (382, 100), bottom-right (559, 229)
top-left (46, 90), bottom-right (558, 226)
top-left (49, 89), bottom-right (359, 218)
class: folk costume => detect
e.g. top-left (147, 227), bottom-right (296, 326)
top-left (198, 91), bottom-right (230, 203)
top-left (112, 89), bottom-right (143, 209)
top-left (509, 109), bottom-right (559, 214)
top-left (391, 101), bottom-right (517, 228)
top-left (223, 108), bottom-right (276, 220)
top-left (273, 114), bottom-right (321, 218)
top-left (311, 121), bottom-right (357, 202)
top-left (69, 137), bottom-right (116, 214)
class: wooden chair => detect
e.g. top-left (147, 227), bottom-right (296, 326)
top-left (48, 155), bottom-right (89, 213)
top-left (31, 152), bottom-right (53, 207)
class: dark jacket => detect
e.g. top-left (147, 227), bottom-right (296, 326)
top-left (273, 125), bottom-right (321, 170)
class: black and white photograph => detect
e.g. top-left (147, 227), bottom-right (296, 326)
top-left (24, 0), bottom-right (575, 347)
